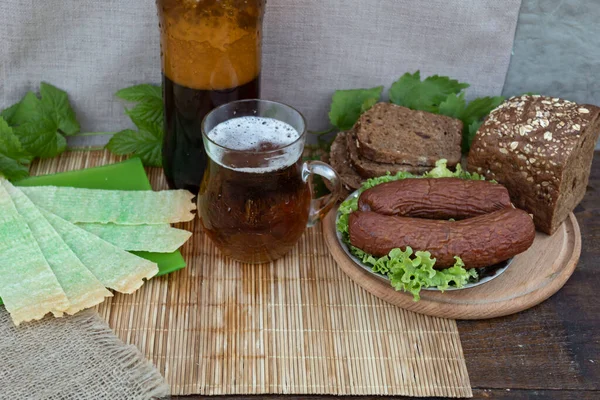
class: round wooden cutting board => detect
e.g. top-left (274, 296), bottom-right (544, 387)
top-left (322, 209), bottom-right (581, 320)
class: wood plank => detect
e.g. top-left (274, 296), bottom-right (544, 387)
top-left (174, 388), bottom-right (600, 399)
top-left (459, 151), bottom-right (600, 390)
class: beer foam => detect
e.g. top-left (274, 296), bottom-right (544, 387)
top-left (208, 117), bottom-right (300, 150)
top-left (206, 117), bottom-right (303, 173)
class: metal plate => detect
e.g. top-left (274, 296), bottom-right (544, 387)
top-left (335, 190), bottom-right (512, 291)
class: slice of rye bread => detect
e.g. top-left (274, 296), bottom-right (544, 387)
top-left (328, 132), bottom-right (364, 194)
top-left (355, 102), bottom-right (463, 166)
top-left (346, 130), bottom-right (431, 178)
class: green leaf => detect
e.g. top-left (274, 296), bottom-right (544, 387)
top-left (10, 92), bottom-right (45, 125)
top-left (389, 71), bottom-right (469, 113)
top-left (11, 84), bottom-right (80, 136)
top-left (125, 97), bottom-right (164, 125)
top-left (55, 133), bottom-right (68, 155)
top-left (13, 118), bottom-right (66, 158)
top-left (426, 158), bottom-right (483, 181)
top-left (115, 84), bottom-right (162, 103)
top-left (0, 118), bottom-right (33, 164)
top-left (437, 93), bottom-right (504, 155)
top-left (0, 154), bottom-right (29, 181)
top-left (118, 83), bottom-right (164, 125)
top-left (0, 102), bottom-right (21, 124)
top-left (328, 86), bottom-right (383, 131)
top-left (5, 83), bottom-right (80, 159)
top-left (106, 83), bottom-right (165, 167)
top-left (362, 170), bottom-right (416, 190)
top-left (39, 82), bottom-right (80, 135)
top-left (360, 97), bottom-right (378, 113)
top-left (463, 120), bottom-right (482, 154)
top-left (459, 96), bottom-right (504, 126)
top-left (0, 118), bottom-right (31, 181)
top-left (106, 129), bottom-right (140, 154)
top-left (438, 92), bottom-right (466, 119)
top-left (106, 122), bottom-right (163, 167)
top-left (128, 115), bottom-right (158, 134)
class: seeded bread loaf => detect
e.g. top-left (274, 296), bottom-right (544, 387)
top-left (468, 95), bottom-right (600, 235)
top-left (346, 130), bottom-right (430, 178)
top-left (355, 102), bottom-right (463, 167)
top-left (328, 132), bottom-right (364, 195)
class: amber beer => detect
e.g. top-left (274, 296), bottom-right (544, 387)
top-left (157, 0), bottom-right (265, 193)
top-left (199, 151), bottom-right (312, 264)
top-left (198, 100), bottom-right (343, 264)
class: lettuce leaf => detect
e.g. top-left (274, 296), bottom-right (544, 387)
top-left (425, 159), bottom-right (484, 180)
top-left (336, 159), bottom-right (481, 300)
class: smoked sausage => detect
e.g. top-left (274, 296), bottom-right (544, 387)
top-left (348, 208), bottom-right (535, 268)
top-left (358, 178), bottom-right (511, 220)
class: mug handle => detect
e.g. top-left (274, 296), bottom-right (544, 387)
top-left (302, 161), bottom-right (343, 227)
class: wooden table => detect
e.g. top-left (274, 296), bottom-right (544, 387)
top-left (176, 152), bottom-right (600, 400)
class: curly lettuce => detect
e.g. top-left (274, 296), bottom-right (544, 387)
top-left (337, 159), bottom-right (480, 300)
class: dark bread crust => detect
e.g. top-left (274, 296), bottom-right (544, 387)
top-left (355, 102), bottom-right (463, 167)
top-left (349, 209), bottom-right (536, 268)
top-left (345, 130), bottom-right (430, 178)
top-left (328, 132), bottom-right (364, 195)
top-left (358, 178), bottom-right (512, 220)
top-left (467, 95), bottom-right (600, 234)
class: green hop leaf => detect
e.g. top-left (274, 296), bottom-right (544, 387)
top-left (106, 117), bottom-right (163, 167)
top-left (328, 86), bottom-right (384, 131)
top-left (389, 71), bottom-right (469, 113)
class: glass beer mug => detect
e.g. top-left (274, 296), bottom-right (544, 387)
top-left (157, 0), bottom-right (265, 193)
top-left (198, 100), bottom-right (343, 264)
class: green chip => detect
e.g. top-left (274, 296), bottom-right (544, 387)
top-left (42, 210), bottom-right (159, 294)
top-left (4, 180), bottom-right (112, 315)
top-left (77, 223), bottom-right (192, 253)
top-left (0, 181), bottom-right (70, 325)
top-left (21, 186), bottom-right (196, 225)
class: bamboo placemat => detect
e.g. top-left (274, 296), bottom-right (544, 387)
top-left (30, 150), bottom-right (472, 398)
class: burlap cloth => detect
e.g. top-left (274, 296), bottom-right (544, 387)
top-left (0, 309), bottom-right (169, 400)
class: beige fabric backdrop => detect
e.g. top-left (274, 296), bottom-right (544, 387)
top-left (0, 0), bottom-right (522, 133)
top-left (262, 0), bottom-right (522, 130)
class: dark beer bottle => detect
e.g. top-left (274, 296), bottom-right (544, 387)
top-left (157, 0), bottom-right (265, 193)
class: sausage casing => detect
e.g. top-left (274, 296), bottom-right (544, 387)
top-left (358, 178), bottom-right (511, 220)
top-left (348, 208), bottom-right (535, 268)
